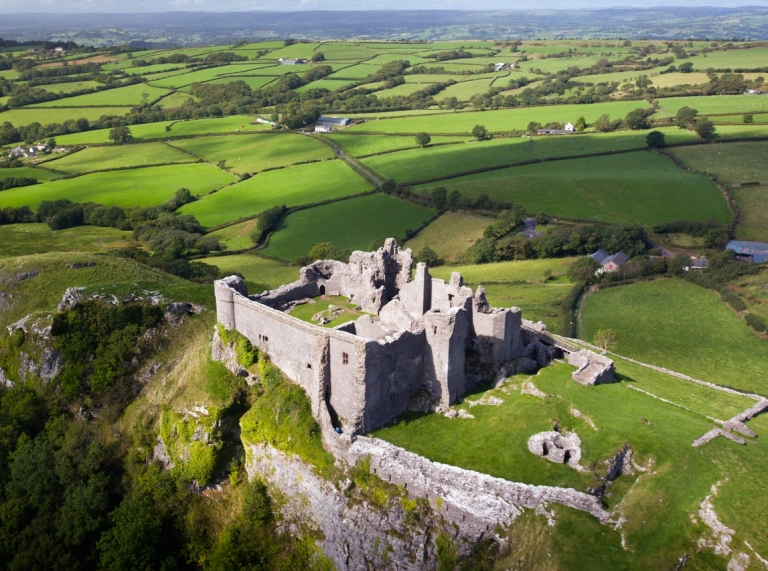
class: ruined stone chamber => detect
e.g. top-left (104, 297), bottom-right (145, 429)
top-left (214, 238), bottom-right (529, 435)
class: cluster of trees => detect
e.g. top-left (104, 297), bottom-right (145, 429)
top-left (465, 221), bottom-right (649, 265)
top-left (0, 205), bottom-right (35, 225)
top-left (0, 176), bottom-right (37, 191)
top-left (675, 106), bottom-right (716, 139)
top-left (294, 242), bottom-right (353, 266)
top-left (653, 218), bottom-right (729, 248)
top-left (249, 204), bottom-right (287, 245)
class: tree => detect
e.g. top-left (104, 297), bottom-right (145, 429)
top-left (108, 126), bottom-right (132, 143)
top-left (646, 130), bottom-right (666, 148)
top-left (535, 211), bottom-right (549, 225)
top-left (675, 106), bottom-right (698, 129)
top-left (447, 190), bottom-right (461, 208)
top-left (430, 186), bottom-right (447, 210)
top-left (635, 76), bottom-right (652, 90)
top-left (415, 132), bottom-right (431, 147)
top-left (311, 52), bottom-right (325, 62)
top-left (416, 246), bottom-right (439, 267)
top-left (472, 124), bottom-right (490, 140)
top-left (744, 113), bottom-right (754, 124)
top-left (624, 108), bottom-right (650, 130)
top-left (526, 121), bottom-right (541, 133)
top-left (693, 117), bottom-right (716, 140)
top-left (594, 114), bottom-right (617, 133)
top-left (668, 253), bottom-right (691, 275)
top-left (574, 116), bottom-right (586, 131)
top-left (593, 329), bottom-right (618, 353)
top-left (678, 61), bottom-right (694, 73)
top-left (567, 257), bottom-right (600, 282)
top-left (381, 179), bottom-right (396, 195)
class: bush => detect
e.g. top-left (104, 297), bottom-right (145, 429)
top-left (249, 204), bottom-right (287, 245)
top-left (694, 117), bottom-right (716, 140)
top-left (430, 186), bottom-right (447, 209)
top-left (745, 312), bottom-right (767, 332)
top-left (568, 257), bottom-right (600, 282)
top-left (472, 124), bottom-right (490, 140)
top-left (646, 130), bottom-right (666, 148)
top-left (415, 132), bottom-right (431, 147)
top-left (416, 246), bottom-right (439, 267)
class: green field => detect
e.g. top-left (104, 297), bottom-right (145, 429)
top-left (668, 141), bottom-right (768, 187)
top-left (363, 137), bottom-right (533, 183)
top-left (296, 78), bottom-right (360, 92)
top-left (156, 91), bottom-right (199, 108)
top-left (732, 186), bottom-right (768, 242)
top-left (530, 127), bottom-right (699, 159)
top-left (430, 257), bottom-right (577, 284)
top-left (326, 64), bottom-right (384, 79)
top-left (201, 253), bottom-right (299, 291)
top-left (483, 282), bottom-right (572, 333)
top-left (682, 47), bottom-right (768, 71)
top-left (417, 151), bottom-right (732, 226)
top-left (44, 142), bottom-right (196, 173)
top-left (0, 163), bottom-right (235, 211)
top-left (370, 82), bottom-right (436, 98)
top-left (346, 101), bottom-right (653, 134)
top-left (207, 218), bottom-right (260, 250)
top-left (148, 65), bottom-right (245, 88)
top-left (32, 83), bottom-right (172, 107)
top-left (52, 115), bottom-right (266, 145)
top-left (403, 212), bottom-right (490, 262)
top-left (325, 134), bottom-right (468, 157)
top-left (436, 78), bottom-right (496, 101)
top-left (582, 278), bottom-right (768, 393)
top-left (264, 193), bottom-right (435, 260)
top-left (180, 160), bottom-right (372, 228)
top-left (204, 76), bottom-right (276, 90)
top-left (0, 223), bottom-right (134, 256)
top-left (656, 95), bottom-right (768, 117)
top-left (171, 133), bottom-right (334, 174)
top-left (0, 166), bottom-right (64, 181)
top-left (0, 107), bottom-right (130, 128)
top-left (39, 80), bottom-right (101, 94)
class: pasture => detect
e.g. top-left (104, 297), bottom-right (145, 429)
top-left (346, 100), bottom-right (653, 134)
top-left (39, 80), bottom-right (101, 94)
top-left (656, 94), bottom-right (768, 117)
top-left (436, 78), bottom-right (496, 101)
top-left (529, 127), bottom-right (699, 159)
top-left (683, 47), bottom-right (768, 71)
top-left (403, 212), bottom-right (490, 262)
top-left (207, 218), bottom-right (260, 250)
top-left (157, 92), bottom-right (199, 108)
top-left (325, 134), bottom-right (468, 157)
top-left (362, 137), bottom-right (534, 183)
top-left (369, 83), bottom-right (436, 98)
top-left (201, 253), bottom-right (299, 291)
top-left (0, 224), bottom-right (134, 257)
top-left (0, 164), bottom-right (235, 211)
top-left (263, 194), bottom-right (435, 261)
top-left (326, 64), bottom-right (383, 79)
top-left (52, 115), bottom-right (267, 145)
top-left (582, 278), bottom-right (768, 393)
top-left (731, 186), bottom-right (768, 242)
top-left (416, 151), bottom-right (732, 226)
top-left (171, 133), bottom-right (334, 174)
top-left (0, 107), bottom-right (130, 128)
top-left (204, 76), bottom-right (276, 90)
top-left (32, 83), bottom-right (172, 107)
top-left (430, 257), bottom-right (577, 284)
top-left (179, 160), bottom-right (373, 228)
top-left (668, 141), bottom-right (768, 187)
top-left (0, 166), bottom-right (64, 181)
top-left (44, 142), bottom-right (196, 174)
top-left (295, 78), bottom-right (359, 92)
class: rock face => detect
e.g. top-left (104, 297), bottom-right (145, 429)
top-left (246, 443), bottom-right (451, 570)
top-left (211, 326), bottom-right (259, 385)
top-left (527, 431), bottom-right (583, 471)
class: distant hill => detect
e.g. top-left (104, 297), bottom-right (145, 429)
top-left (2, 7), bottom-right (768, 46)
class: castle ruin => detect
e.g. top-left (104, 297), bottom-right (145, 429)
top-left (214, 239), bottom-right (614, 435)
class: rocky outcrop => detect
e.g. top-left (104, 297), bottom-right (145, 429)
top-left (211, 326), bottom-right (259, 385)
top-left (344, 437), bottom-right (609, 530)
top-left (527, 431), bottom-right (583, 471)
top-left (246, 443), bottom-right (453, 570)
top-left (58, 287), bottom-right (85, 312)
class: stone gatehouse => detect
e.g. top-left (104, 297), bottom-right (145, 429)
top-left (214, 239), bottom-right (613, 435)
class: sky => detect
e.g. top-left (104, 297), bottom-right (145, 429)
top-left (2, 0), bottom-right (767, 12)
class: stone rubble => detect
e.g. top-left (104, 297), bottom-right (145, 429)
top-left (527, 431), bottom-right (584, 471)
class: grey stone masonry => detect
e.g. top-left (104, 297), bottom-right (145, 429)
top-left (215, 239), bottom-right (525, 435)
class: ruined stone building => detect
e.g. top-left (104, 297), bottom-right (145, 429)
top-left (215, 239), bottom-right (613, 435)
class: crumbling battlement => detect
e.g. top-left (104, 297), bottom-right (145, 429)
top-left (215, 239), bottom-right (526, 435)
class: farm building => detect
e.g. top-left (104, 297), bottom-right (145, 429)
top-left (589, 250), bottom-right (628, 273)
top-left (278, 57), bottom-right (309, 65)
top-left (537, 122), bottom-right (575, 135)
top-left (494, 63), bottom-right (507, 72)
top-left (726, 240), bottom-right (768, 263)
top-left (315, 116), bottom-right (353, 132)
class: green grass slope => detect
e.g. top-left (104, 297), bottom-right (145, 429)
top-left (582, 278), bottom-right (768, 393)
top-left (43, 142), bottom-right (196, 174)
top-left (264, 194), bottom-right (435, 260)
top-left (0, 164), bottom-right (235, 211)
top-left (417, 151), bottom-right (732, 226)
top-left (179, 160), bottom-right (372, 228)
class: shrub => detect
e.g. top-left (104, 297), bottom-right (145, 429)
top-left (568, 257), bottom-right (600, 282)
top-left (415, 132), bottom-right (431, 147)
top-left (430, 186), bottom-right (447, 209)
top-left (694, 117), bottom-right (716, 140)
top-left (744, 113), bottom-right (754, 124)
top-left (249, 204), bottom-right (287, 245)
top-left (646, 130), bottom-right (666, 148)
top-left (675, 106), bottom-right (698, 129)
top-left (472, 124), bottom-right (490, 140)
top-left (416, 246), bottom-right (439, 267)
top-left (745, 312), bottom-right (767, 332)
